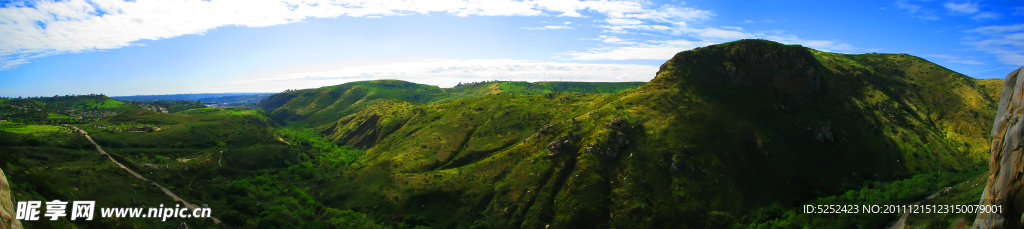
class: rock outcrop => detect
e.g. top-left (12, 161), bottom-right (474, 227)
top-left (813, 121), bottom-right (834, 143)
top-left (0, 168), bottom-right (22, 229)
top-left (973, 66), bottom-right (1024, 229)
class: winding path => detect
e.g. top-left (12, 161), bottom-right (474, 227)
top-left (64, 125), bottom-right (233, 228)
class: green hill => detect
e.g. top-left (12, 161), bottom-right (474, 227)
top-left (84, 108), bottom-right (279, 149)
top-left (298, 39), bottom-right (997, 228)
top-left (0, 95), bottom-right (134, 123)
top-left (975, 78), bottom-right (1003, 104)
top-left (5, 39), bottom-right (1005, 228)
top-left (257, 80), bottom-right (644, 128)
top-left (0, 106), bottom-right (390, 228)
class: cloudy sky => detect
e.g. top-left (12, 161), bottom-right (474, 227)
top-left (0, 0), bottom-right (1021, 97)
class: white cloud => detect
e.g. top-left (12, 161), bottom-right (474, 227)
top-left (896, 0), bottom-right (923, 13)
top-left (559, 39), bottom-right (715, 60)
top-left (1015, 6), bottom-right (1024, 15)
top-left (754, 31), bottom-right (858, 52)
top-left (691, 28), bottom-right (754, 40)
top-left (943, 2), bottom-right (979, 14)
top-left (217, 59), bottom-right (659, 90)
top-left (970, 12), bottom-right (999, 20)
top-left (522, 25), bottom-right (573, 30)
top-left (743, 20), bottom-right (753, 23)
top-left (0, 0), bottom-right (868, 68)
top-left (963, 24), bottom-right (1024, 66)
top-left (596, 35), bottom-right (635, 44)
top-left (564, 14), bottom-right (861, 61)
top-left (601, 24), bottom-right (673, 34)
top-left (966, 24), bottom-right (1024, 34)
top-left (600, 23), bottom-right (754, 41)
top-left (924, 54), bottom-right (986, 65)
top-left (0, 0), bottom-right (714, 70)
top-left (940, 1), bottom-right (999, 21)
top-left (585, 3), bottom-right (716, 36)
top-left (896, 0), bottom-right (942, 20)
top-left (606, 18), bottom-right (643, 25)
top-left (602, 37), bottom-right (624, 43)
top-left (623, 4), bottom-right (715, 24)
top-left (721, 26), bottom-right (744, 31)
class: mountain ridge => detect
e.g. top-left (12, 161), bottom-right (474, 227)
top-left (256, 80), bottom-right (646, 128)
top-left (262, 39), bottom-right (1001, 227)
top-left (0, 38), bottom-right (1008, 228)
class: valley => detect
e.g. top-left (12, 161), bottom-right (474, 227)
top-left (0, 39), bottom-right (1008, 228)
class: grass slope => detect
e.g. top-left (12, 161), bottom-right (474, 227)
top-left (2, 107), bottom-right (389, 228)
top-left (0, 130), bottom-right (217, 228)
top-left (0, 95), bottom-right (132, 111)
top-left (975, 78), bottom-right (1003, 105)
top-left (1, 95), bottom-right (134, 123)
top-left (309, 39), bottom-right (997, 228)
top-left (82, 108), bottom-right (285, 160)
top-left (257, 80), bottom-right (644, 128)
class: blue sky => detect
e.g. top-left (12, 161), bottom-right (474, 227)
top-left (0, 0), bottom-right (1021, 97)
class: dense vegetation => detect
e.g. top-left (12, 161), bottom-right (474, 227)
top-left (0, 128), bottom-right (214, 228)
top-left (1, 108), bottom-right (390, 228)
top-left (257, 80), bottom-right (645, 128)
top-left (743, 170), bottom-right (985, 228)
top-left (265, 39), bottom-right (997, 228)
top-left (1, 39), bottom-right (1007, 228)
top-left (0, 95), bottom-right (133, 124)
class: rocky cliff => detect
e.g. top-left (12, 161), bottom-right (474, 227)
top-left (0, 168), bottom-right (22, 229)
top-left (974, 66), bottom-right (1024, 228)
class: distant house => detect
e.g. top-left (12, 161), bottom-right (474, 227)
top-left (0, 120), bottom-right (6, 123)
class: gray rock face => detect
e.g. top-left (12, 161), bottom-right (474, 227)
top-left (973, 66), bottom-right (1024, 229)
top-left (0, 168), bottom-right (23, 229)
top-left (814, 121), bottom-right (834, 143)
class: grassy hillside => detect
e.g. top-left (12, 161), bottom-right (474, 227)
top-left (83, 108), bottom-right (281, 152)
top-left (975, 78), bottom-right (1003, 105)
top-left (1, 107), bottom-right (389, 228)
top-left (257, 80), bottom-right (644, 128)
top-left (0, 125), bottom-right (219, 228)
top-left (1, 95), bottom-right (133, 123)
top-left (33, 95), bottom-right (133, 110)
top-left (304, 39), bottom-right (996, 228)
top-left (4, 39), bottom-right (1003, 228)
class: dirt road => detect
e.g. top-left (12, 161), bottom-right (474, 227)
top-left (65, 125), bottom-right (233, 228)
